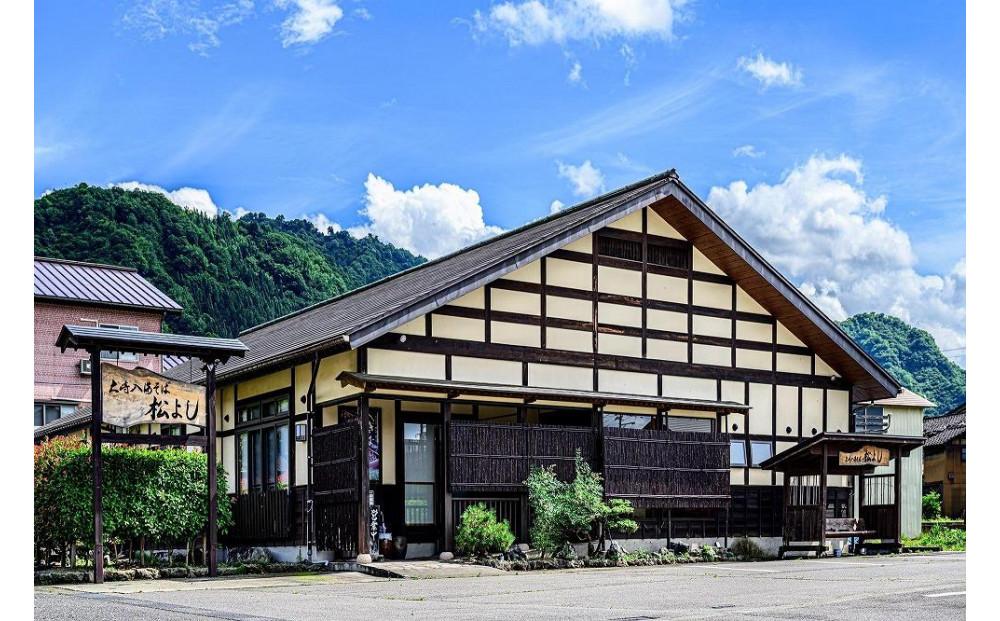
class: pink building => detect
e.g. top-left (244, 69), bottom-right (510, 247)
top-left (33, 257), bottom-right (182, 430)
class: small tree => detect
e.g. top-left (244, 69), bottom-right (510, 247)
top-left (922, 490), bottom-right (943, 519)
top-left (455, 504), bottom-right (515, 557)
top-left (525, 451), bottom-right (637, 556)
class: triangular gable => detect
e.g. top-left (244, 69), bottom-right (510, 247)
top-left (172, 170), bottom-right (900, 402)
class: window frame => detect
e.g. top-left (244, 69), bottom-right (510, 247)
top-left (98, 323), bottom-right (139, 362)
top-left (730, 440), bottom-right (748, 467)
top-left (234, 389), bottom-right (292, 494)
top-left (750, 441), bottom-right (774, 467)
top-left (34, 402), bottom-right (76, 427)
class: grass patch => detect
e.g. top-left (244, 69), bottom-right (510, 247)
top-left (903, 525), bottom-right (966, 551)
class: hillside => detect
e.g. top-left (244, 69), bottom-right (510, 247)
top-left (34, 184), bottom-right (424, 338)
top-left (840, 312), bottom-right (965, 416)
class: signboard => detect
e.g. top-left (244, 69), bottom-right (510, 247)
top-left (838, 444), bottom-right (890, 467)
top-left (101, 363), bottom-right (206, 428)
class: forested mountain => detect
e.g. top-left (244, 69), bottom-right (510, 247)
top-left (841, 312), bottom-right (965, 416)
top-left (35, 186), bottom-right (964, 416)
top-left (34, 184), bottom-right (424, 337)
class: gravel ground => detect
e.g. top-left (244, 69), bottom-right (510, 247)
top-left (35, 552), bottom-right (966, 621)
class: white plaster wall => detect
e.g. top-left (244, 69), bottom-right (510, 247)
top-left (736, 321), bottom-right (772, 343)
top-left (693, 344), bottom-right (731, 367)
top-left (598, 265), bottom-right (642, 297)
top-left (547, 295), bottom-right (592, 321)
top-left (432, 315), bottom-right (485, 341)
top-left (736, 348), bottom-right (772, 371)
top-left (748, 383), bottom-right (773, 435)
top-left (547, 327), bottom-right (593, 353)
top-left (491, 289), bottom-right (541, 315)
top-left (528, 363), bottom-right (592, 390)
top-left (662, 375), bottom-right (716, 400)
top-left (599, 302), bottom-right (642, 327)
top-left (598, 333), bottom-right (642, 357)
top-left (692, 281), bottom-right (732, 310)
top-left (450, 356), bottom-right (523, 385)
top-left (776, 385), bottom-right (798, 436)
top-left (647, 274), bottom-right (688, 304)
top-left (368, 349), bottom-right (445, 379)
top-left (599, 369), bottom-right (657, 395)
top-left (646, 339), bottom-right (687, 362)
top-left (547, 258), bottom-right (591, 290)
top-left (647, 309), bottom-right (687, 333)
top-left (491, 321), bottom-right (541, 347)
top-left (692, 315), bottom-right (731, 338)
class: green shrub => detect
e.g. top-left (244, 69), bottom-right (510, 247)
top-left (904, 525), bottom-right (966, 551)
top-left (922, 491), bottom-right (943, 519)
top-left (730, 537), bottom-right (767, 561)
top-left (524, 451), bottom-right (637, 555)
top-left (455, 504), bottom-right (515, 557)
top-left (34, 440), bottom-right (232, 563)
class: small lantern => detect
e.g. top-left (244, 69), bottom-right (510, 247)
top-left (295, 422), bottom-right (308, 443)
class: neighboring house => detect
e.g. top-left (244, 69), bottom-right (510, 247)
top-left (34, 257), bottom-right (182, 435)
top-left (167, 170), bottom-right (915, 561)
top-left (853, 388), bottom-right (935, 538)
top-left (923, 404), bottom-right (966, 519)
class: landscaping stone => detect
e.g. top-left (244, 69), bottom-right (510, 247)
top-left (438, 552), bottom-right (454, 561)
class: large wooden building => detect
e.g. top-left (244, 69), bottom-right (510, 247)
top-left (167, 170), bottom-right (917, 560)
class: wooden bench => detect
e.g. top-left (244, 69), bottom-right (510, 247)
top-left (779, 519), bottom-right (878, 559)
top-left (824, 517), bottom-right (877, 540)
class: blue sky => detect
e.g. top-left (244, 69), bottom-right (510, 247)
top-left (35, 1), bottom-right (966, 361)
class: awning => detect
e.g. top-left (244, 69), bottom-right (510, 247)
top-left (760, 432), bottom-right (924, 476)
top-left (337, 371), bottom-right (751, 413)
top-left (56, 325), bottom-right (248, 363)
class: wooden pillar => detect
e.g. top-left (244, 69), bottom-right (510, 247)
top-left (782, 473), bottom-right (790, 546)
top-left (442, 400), bottom-right (454, 553)
top-left (205, 363), bottom-right (218, 577)
top-left (819, 445), bottom-right (828, 553)
top-left (357, 394), bottom-right (371, 558)
top-left (894, 447), bottom-right (903, 544)
top-left (90, 351), bottom-right (104, 584)
top-left (288, 366), bottom-right (296, 540)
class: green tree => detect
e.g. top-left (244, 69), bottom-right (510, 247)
top-left (34, 184), bottom-right (424, 338)
top-left (841, 312), bottom-right (965, 416)
top-left (524, 452), bottom-right (637, 556)
top-left (455, 504), bottom-right (516, 557)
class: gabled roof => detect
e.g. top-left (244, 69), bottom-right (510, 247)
top-left (34, 257), bottom-right (182, 313)
top-left (873, 387), bottom-right (935, 409)
top-left (165, 170), bottom-right (900, 401)
top-left (924, 403), bottom-right (966, 447)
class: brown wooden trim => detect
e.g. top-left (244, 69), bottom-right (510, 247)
top-left (368, 333), bottom-right (852, 391)
top-left (484, 286), bottom-right (492, 343)
top-left (641, 209), bottom-right (649, 359)
top-left (540, 257), bottom-right (548, 350)
top-left (550, 247), bottom-right (734, 285)
top-left (592, 234), bottom-right (599, 391)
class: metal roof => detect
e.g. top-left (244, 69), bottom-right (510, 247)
top-left (338, 371), bottom-right (752, 413)
top-left (872, 387), bottom-right (935, 408)
top-left (56, 325), bottom-right (248, 362)
top-left (34, 257), bottom-right (182, 313)
top-left (34, 405), bottom-right (92, 441)
top-left (164, 170), bottom-right (900, 400)
top-left (924, 404), bottom-right (966, 447)
top-left (760, 432), bottom-right (925, 473)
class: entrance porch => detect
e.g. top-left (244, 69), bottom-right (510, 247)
top-left (759, 433), bottom-right (924, 558)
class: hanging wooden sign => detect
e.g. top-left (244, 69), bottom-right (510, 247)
top-left (838, 444), bottom-right (890, 467)
top-left (101, 363), bottom-right (207, 428)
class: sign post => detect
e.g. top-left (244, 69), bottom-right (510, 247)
top-left (90, 361), bottom-right (218, 583)
top-left (90, 350), bottom-right (104, 584)
top-left (838, 445), bottom-right (891, 467)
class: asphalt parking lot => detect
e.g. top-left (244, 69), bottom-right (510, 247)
top-left (35, 552), bottom-right (965, 620)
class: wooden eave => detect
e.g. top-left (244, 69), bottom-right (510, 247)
top-left (337, 371), bottom-right (752, 413)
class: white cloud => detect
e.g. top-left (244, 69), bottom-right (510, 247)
top-left (567, 61), bottom-right (583, 83)
top-left (475, 0), bottom-right (687, 46)
top-left (276, 0), bottom-right (344, 47)
top-left (111, 181), bottom-right (220, 217)
top-left (349, 174), bottom-right (504, 259)
top-left (305, 212), bottom-right (343, 233)
top-left (737, 52), bottom-right (803, 88)
top-left (550, 199), bottom-right (566, 213)
top-left (121, 0), bottom-right (255, 55)
top-left (732, 144), bottom-right (765, 158)
top-left (557, 160), bottom-right (605, 197)
top-left (706, 155), bottom-right (965, 365)
top-left (620, 42), bottom-right (637, 86)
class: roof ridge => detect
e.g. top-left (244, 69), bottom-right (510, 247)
top-left (34, 256), bottom-right (138, 272)
top-left (238, 168), bottom-right (678, 336)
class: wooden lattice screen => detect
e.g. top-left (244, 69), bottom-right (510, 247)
top-left (312, 421), bottom-right (360, 557)
top-left (448, 422), bottom-right (596, 492)
top-left (603, 428), bottom-right (731, 508)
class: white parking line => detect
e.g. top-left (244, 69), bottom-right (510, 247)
top-left (923, 591), bottom-right (965, 598)
top-left (806, 560), bottom-right (893, 566)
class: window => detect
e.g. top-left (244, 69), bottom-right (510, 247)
top-left (235, 392), bottom-right (291, 493)
top-left (730, 441), bottom-right (748, 467)
top-left (99, 324), bottom-right (139, 362)
top-left (854, 406), bottom-right (888, 434)
top-left (604, 413), bottom-right (656, 429)
top-left (236, 425), bottom-right (289, 492)
top-left (751, 441), bottom-right (773, 466)
top-left (597, 235), bottom-right (643, 262)
top-left (596, 234), bottom-right (692, 270)
top-left (238, 394), bottom-right (289, 424)
top-left (34, 402), bottom-right (76, 427)
top-left (647, 242), bottom-right (691, 270)
top-left (667, 416), bottom-right (714, 433)
top-left (403, 422), bottom-right (438, 526)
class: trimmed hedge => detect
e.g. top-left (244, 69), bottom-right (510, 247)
top-left (34, 439), bottom-right (233, 560)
